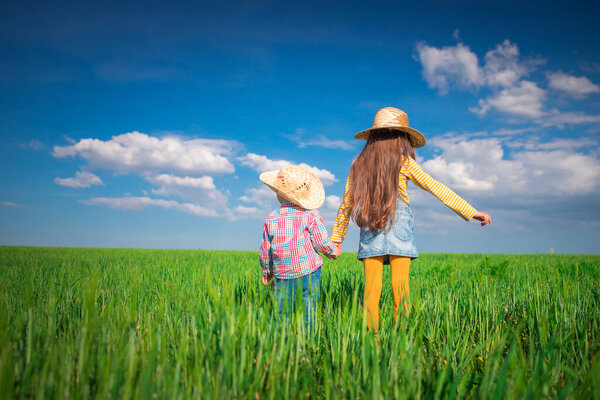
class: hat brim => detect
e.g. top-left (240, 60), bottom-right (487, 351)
top-left (259, 170), bottom-right (325, 210)
top-left (354, 126), bottom-right (426, 148)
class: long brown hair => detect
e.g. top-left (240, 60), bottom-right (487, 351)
top-left (347, 130), bottom-right (415, 230)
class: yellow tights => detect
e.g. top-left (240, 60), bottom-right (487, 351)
top-left (363, 255), bottom-right (411, 332)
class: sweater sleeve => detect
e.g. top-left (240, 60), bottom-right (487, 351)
top-left (330, 173), bottom-right (353, 243)
top-left (405, 157), bottom-right (477, 221)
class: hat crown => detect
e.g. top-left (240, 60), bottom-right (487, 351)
top-left (372, 107), bottom-right (410, 129)
top-left (275, 165), bottom-right (313, 198)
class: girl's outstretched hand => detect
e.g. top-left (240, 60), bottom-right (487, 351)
top-left (473, 211), bottom-right (491, 226)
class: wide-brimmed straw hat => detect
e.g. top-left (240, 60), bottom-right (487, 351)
top-left (354, 107), bottom-right (426, 148)
top-left (260, 165), bottom-right (325, 210)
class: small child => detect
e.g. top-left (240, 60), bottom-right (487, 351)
top-left (259, 165), bottom-right (339, 329)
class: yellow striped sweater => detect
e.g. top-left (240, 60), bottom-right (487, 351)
top-left (330, 156), bottom-right (477, 243)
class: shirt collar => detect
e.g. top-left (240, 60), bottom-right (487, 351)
top-left (280, 201), bottom-right (300, 210)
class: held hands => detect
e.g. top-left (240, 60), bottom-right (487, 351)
top-left (325, 242), bottom-right (342, 260)
top-left (473, 210), bottom-right (492, 226)
top-left (324, 242), bottom-right (341, 260)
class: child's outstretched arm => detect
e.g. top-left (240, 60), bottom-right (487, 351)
top-left (259, 222), bottom-right (274, 284)
top-left (405, 157), bottom-right (481, 222)
top-left (308, 210), bottom-right (339, 259)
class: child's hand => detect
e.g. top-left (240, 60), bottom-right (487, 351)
top-left (262, 272), bottom-right (274, 286)
top-left (473, 211), bottom-right (491, 226)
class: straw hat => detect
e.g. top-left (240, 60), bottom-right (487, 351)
top-left (260, 165), bottom-right (325, 210)
top-left (354, 107), bottom-right (426, 148)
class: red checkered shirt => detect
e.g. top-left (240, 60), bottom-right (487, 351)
top-left (260, 202), bottom-right (336, 280)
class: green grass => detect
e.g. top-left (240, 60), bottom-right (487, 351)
top-left (1, 247), bottom-right (599, 399)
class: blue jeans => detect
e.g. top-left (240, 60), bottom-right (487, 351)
top-left (274, 268), bottom-right (321, 331)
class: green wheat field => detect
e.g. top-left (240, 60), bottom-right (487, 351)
top-left (0, 247), bottom-right (599, 399)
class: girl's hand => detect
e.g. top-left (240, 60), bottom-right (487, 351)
top-left (472, 211), bottom-right (491, 226)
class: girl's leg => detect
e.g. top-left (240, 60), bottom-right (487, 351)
top-left (363, 256), bottom-right (384, 332)
top-left (389, 255), bottom-right (411, 320)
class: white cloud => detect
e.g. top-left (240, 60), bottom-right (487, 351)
top-left (240, 185), bottom-right (277, 205)
top-left (239, 153), bottom-right (289, 173)
top-left (482, 40), bottom-right (533, 88)
top-left (471, 81), bottom-right (546, 118)
top-left (54, 171), bottom-right (104, 188)
top-left (83, 196), bottom-right (218, 217)
top-left (52, 131), bottom-right (236, 176)
top-left (325, 195), bottom-right (341, 210)
top-left (415, 42), bottom-right (482, 94)
top-left (421, 135), bottom-right (600, 202)
top-left (1, 201), bottom-right (23, 207)
top-left (239, 153), bottom-right (338, 185)
top-left (539, 110), bottom-right (600, 128)
top-left (146, 174), bottom-right (215, 190)
top-left (234, 205), bottom-right (264, 217)
top-left (144, 173), bottom-right (228, 206)
top-left (548, 72), bottom-right (600, 98)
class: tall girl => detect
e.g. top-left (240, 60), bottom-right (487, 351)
top-left (331, 107), bottom-right (491, 332)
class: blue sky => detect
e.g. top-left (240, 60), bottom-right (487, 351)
top-left (1, 0), bottom-right (599, 253)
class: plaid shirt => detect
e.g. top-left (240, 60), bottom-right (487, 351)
top-left (260, 202), bottom-right (336, 280)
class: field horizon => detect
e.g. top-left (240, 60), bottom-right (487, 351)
top-left (1, 245), bottom-right (597, 256)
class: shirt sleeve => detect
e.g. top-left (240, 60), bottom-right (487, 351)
top-left (405, 157), bottom-right (477, 221)
top-left (308, 211), bottom-right (337, 256)
top-left (330, 173), bottom-right (353, 243)
top-left (259, 222), bottom-right (273, 276)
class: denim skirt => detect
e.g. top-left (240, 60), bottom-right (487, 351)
top-left (357, 198), bottom-right (418, 264)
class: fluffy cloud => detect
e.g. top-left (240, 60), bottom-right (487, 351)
top-left (53, 131), bottom-right (236, 176)
top-left (482, 40), bottom-right (539, 87)
top-left (421, 134), bottom-right (600, 202)
top-left (471, 81), bottom-right (546, 118)
top-left (415, 38), bottom-right (600, 127)
top-left (240, 153), bottom-right (289, 173)
top-left (415, 42), bottom-right (481, 94)
top-left (145, 174), bottom-right (228, 206)
top-left (240, 153), bottom-right (338, 185)
top-left (548, 72), bottom-right (600, 98)
top-left (539, 110), bottom-right (600, 128)
top-left (54, 171), bottom-right (104, 188)
top-left (83, 196), bottom-right (218, 217)
top-left (234, 205), bottom-right (264, 217)
top-left (240, 185), bottom-right (277, 205)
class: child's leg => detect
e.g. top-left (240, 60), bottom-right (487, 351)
top-left (363, 256), bottom-right (384, 332)
top-left (389, 255), bottom-right (411, 320)
top-left (274, 278), bottom-right (296, 318)
top-left (301, 268), bottom-right (321, 331)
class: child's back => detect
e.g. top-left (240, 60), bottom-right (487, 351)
top-left (258, 165), bottom-right (338, 330)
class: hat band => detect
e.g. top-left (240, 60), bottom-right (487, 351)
top-left (372, 123), bottom-right (412, 129)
